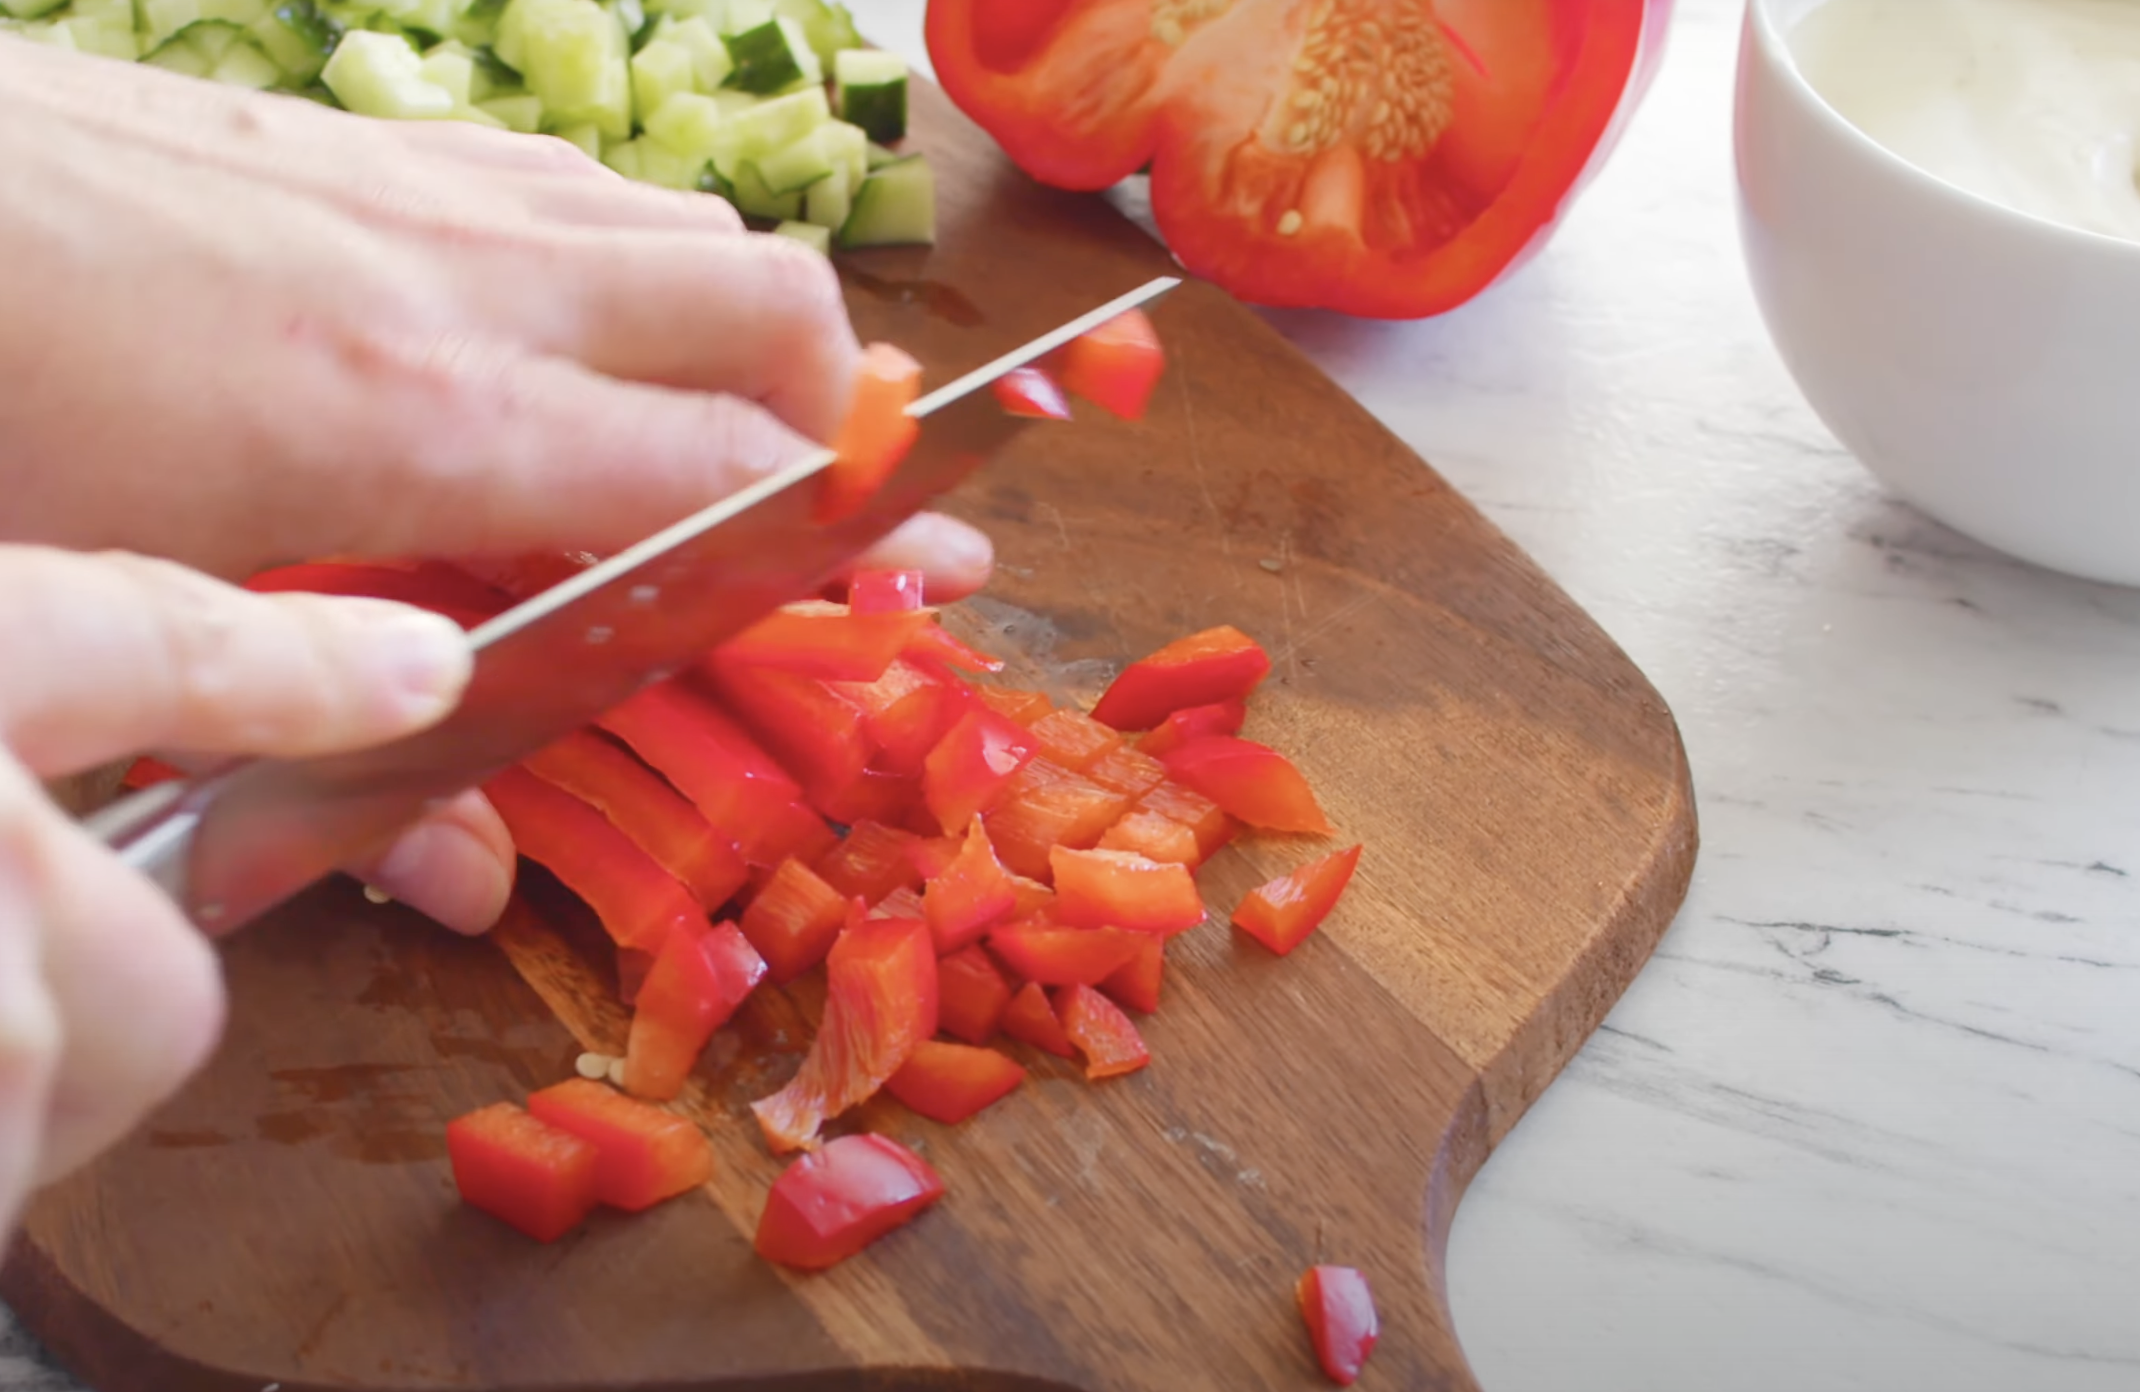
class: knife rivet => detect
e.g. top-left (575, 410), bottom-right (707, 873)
top-left (629, 585), bottom-right (659, 604)
top-left (586, 626), bottom-right (614, 645)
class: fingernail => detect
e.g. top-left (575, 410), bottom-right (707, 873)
top-left (943, 521), bottom-right (995, 573)
top-left (372, 822), bottom-right (512, 935)
top-left (344, 604), bottom-right (472, 725)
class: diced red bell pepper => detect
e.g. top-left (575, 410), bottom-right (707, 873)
top-left (816, 820), bottom-right (924, 904)
top-left (867, 885), bottom-right (925, 922)
top-left (1100, 934), bottom-right (1165, 1015)
top-left (120, 756), bottom-right (185, 790)
top-left (1083, 744), bottom-right (1169, 800)
top-left (1098, 810), bottom-right (1201, 868)
top-left (906, 620), bottom-right (1007, 675)
top-left (828, 656), bottom-right (971, 776)
top-left (937, 945), bottom-right (1014, 1045)
top-left (848, 568), bottom-right (926, 614)
top-left (623, 918), bottom-right (768, 1101)
top-left (817, 342), bottom-right (923, 525)
top-left (976, 686), bottom-right (1054, 725)
top-left (1136, 697), bottom-right (1249, 758)
top-left (923, 815), bottom-right (1018, 954)
top-left (1090, 626), bottom-right (1272, 732)
top-left (885, 1039), bottom-right (1027, 1124)
top-left (526, 1078), bottom-right (714, 1213)
top-left (988, 922), bottom-right (1143, 986)
top-left (754, 1133), bottom-right (945, 1271)
top-left (922, 706), bottom-right (1039, 835)
top-left (1054, 308), bottom-right (1165, 422)
top-left (985, 767), bottom-right (1134, 881)
top-left (1008, 874), bottom-right (1056, 920)
top-left (906, 834), bottom-right (963, 882)
top-left (697, 657), bottom-right (873, 804)
top-left (1027, 707), bottom-right (1124, 771)
top-left (808, 767), bottom-right (925, 830)
top-left (486, 765), bottom-right (702, 954)
top-left (999, 980), bottom-right (1076, 1059)
top-left (1135, 780), bottom-right (1236, 862)
top-left (617, 948), bottom-right (655, 1008)
top-left (751, 912), bottom-right (939, 1153)
top-left (1298, 1265), bottom-right (1379, 1387)
top-left (522, 730), bottom-right (749, 910)
top-left (1048, 846), bottom-right (1206, 936)
top-left (990, 365), bottom-right (1072, 420)
top-left (1055, 984), bottom-right (1151, 1080)
top-left (1233, 844), bottom-right (1364, 957)
top-left (1158, 735), bottom-right (1333, 835)
top-left (738, 857), bottom-right (848, 985)
top-left (446, 1102), bottom-right (599, 1243)
top-left (716, 602), bottom-right (934, 683)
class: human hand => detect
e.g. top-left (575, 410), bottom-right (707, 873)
top-left (0, 544), bottom-right (484, 1234)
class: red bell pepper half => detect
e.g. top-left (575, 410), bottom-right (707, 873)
top-left (885, 1039), bottom-right (1026, 1124)
top-left (1136, 698), bottom-right (1249, 758)
top-left (739, 857), bottom-right (849, 985)
top-left (716, 603), bottom-right (935, 683)
top-left (521, 730), bottom-right (749, 910)
top-left (1233, 844), bottom-right (1364, 957)
top-left (1100, 934), bottom-right (1164, 1015)
top-left (446, 1101), bottom-right (599, 1243)
top-left (988, 922), bottom-right (1143, 987)
top-left (1097, 810), bottom-right (1201, 868)
top-left (817, 342), bottom-right (923, 525)
top-left (999, 980), bottom-right (1076, 1059)
top-left (1297, 1264), bottom-right (1379, 1387)
top-left (485, 765), bottom-right (702, 955)
top-left (1048, 846), bottom-right (1206, 935)
top-left (623, 918), bottom-right (768, 1101)
top-left (848, 568), bottom-right (925, 614)
top-left (526, 1078), bottom-right (714, 1213)
top-left (936, 944), bottom-right (1014, 1045)
top-left (754, 1133), bottom-right (945, 1271)
top-left (752, 912), bottom-right (939, 1153)
top-left (1090, 626), bottom-right (1272, 733)
top-left (922, 706), bottom-right (1040, 835)
top-left (990, 365), bottom-right (1073, 420)
top-left (1052, 308), bottom-right (1165, 422)
top-left (923, 815), bottom-right (1019, 954)
top-left (1158, 736), bottom-right (1333, 836)
top-left (1054, 984), bottom-right (1150, 1080)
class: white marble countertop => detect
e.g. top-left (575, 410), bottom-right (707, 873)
top-left (11, 1), bottom-right (2140, 1388)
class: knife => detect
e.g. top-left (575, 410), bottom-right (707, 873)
top-left (86, 275), bottom-right (1182, 937)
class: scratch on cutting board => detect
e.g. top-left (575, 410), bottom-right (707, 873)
top-left (1175, 343), bottom-right (1230, 558)
top-left (1270, 592), bottom-right (1379, 671)
top-left (1039, 500), bottom-right (1072, 551)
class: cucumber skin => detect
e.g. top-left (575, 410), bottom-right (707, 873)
top-left (834, 75), bottom-right (901, 144)
top-left (838, 154), bottom-right (934, 250)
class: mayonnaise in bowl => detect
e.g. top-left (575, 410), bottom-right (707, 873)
top-left (1790, 0), bottom-right (2140, 244)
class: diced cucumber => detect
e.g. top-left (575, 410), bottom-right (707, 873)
top-left (247, 0), bottom-right (339, 84)
top-left (770, 0), bottom-right (853, 66)
top-left (821, 115), bottom-right (865, 188)
top-left (696, 160), bottom-right (734, 200)
top-left (801, 168), bottom-right (849, 232)
top-left (754, 119), bottom-right (836, 193)
top-left (466, 42), bottom-right (519, 96)
top-left (865, 138), bottom-right (900, 170)
top-left (717, 0), bottom-right (766, 32)
top-left (511, 0), bottom-right (630, 138)
top-left (0, 0), bottom-right (68, 21)
top-left (718, 82), bottom-right (824, 158)
top-left (634, 137), bottom-right (699, 188)
top-left (663, 12), bottom-right (727, 88)
top-left (612, 0), bottom-right (644, 46)
top-left (448, 0), bottom-right (501, 46)
top-left (13, 19), bottom-right (75, 45)
top-left (717, 12), bottom-right (813, 94)
top-left (418, 44), bottom-right (474, 102)
top-left (209, 33), bottom-right (283, 84)
top-left (552, 119), bottom-right (602, 158)
top-left (728, 160), bottom-right (800, 220)
top-left (771, 219), bottom-right (831, 254)
top-left (142, 18), bottom-right (242, 75)
top-left (643, 89), bottom-right (724, 163)
top-left (321, 28), bottom-right (456, 116)
top-left (141, 0), bottom-right (204, 52)
top-left (831, 46), bottom-right (902, 143)
top-left (838, 153), bottom-right (933, 248)
top-left (601, 136), bottom-right (642, 180)
top-left (61, 13), bottom-right (141, 55)
top-left (707, 85), bottom-right (756, 116)
top-left (477, 91), bottom-right (542, 129)
top-left (627, 35), bottom-right (691, 115)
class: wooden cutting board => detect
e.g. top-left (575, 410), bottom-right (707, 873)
top-left (2, 79), bottom-right (1697, 1392)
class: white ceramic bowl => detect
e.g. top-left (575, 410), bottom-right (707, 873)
top-left (1735, 0), bottom-right (2140, 587)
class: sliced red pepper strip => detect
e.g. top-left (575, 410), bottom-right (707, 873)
top-left (485, 765), bottom-right (702, 954)
top-left (1233, 844), bottom-right (1364, 957)
top-left (923, 815), bottom-right (1019, 955)
top-left (751, 911), bottom-right (939, 1154)
top-left (817, 342), bottom-right (923, 525)
top-left (696, 656), bottom-right (873, 804)
top-left (809, 767), bottom-right (925, 830)
top-left (848, 568), bottom-right (926, 614)
top-left (1048, 846), bottom-right (1207, 936)
top-left (988, 922), bottom-right (1143, 987)
top-left (990, 365), bottom-right (1073, 420)
top-left (1136, 698), bottom-right (1250, 758)
top-left (885, 1039), bottom-right (1027, 1124)
top-left (521, 730), bottom-right (749, 910)
top-left (1055, 984), bottom-right (1151, 1080)
top-left (976, 686), bottom-right (1054, 724)
top-left (754, 1133), bottom-right (945, 1271)
top-left (1135, 779), bottom-right (1237, 861)
top-left (1027, 707), bottom-right (1124, 771)
top-left (922, 706), bottom-right (1040, 835)
top-left (717, 602), bottom-right (936, 683)
top-left (446, 1102), bottom-right (598, 1243)
top-left (617, 948), bottom-right (655, 1008)
top-left (1097, 809), bottom-right (1201, 868)
top-left (1100, 934), bottom-right (1164, 1015)
top-left (1158, 735), bottom-right (1333, 835)
top-left (623, 918), bottom-right (768, 1101)
top-left (937, 944), bottom-right (1014, 1045)
top-left (1053, 309), bottom-right (1165, 422)
top-left (906, 620), bottom-right (1008, 674)
top-left (526, 1078), bottom-right (714, 1213)
top-left (999, 980), bottom-right (1076, 1059)
top-left (816, 820), bottom-right (924, 904)
top-left (1090, 626), bottom-right (1272, 733)
top-left (738, 857), bottom-right (849, 985)
top-left (1298, 1265), bottom-right (1379, 1387)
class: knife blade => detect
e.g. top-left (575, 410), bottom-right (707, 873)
top-left (87, 275), bottom-right (1182, 936)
